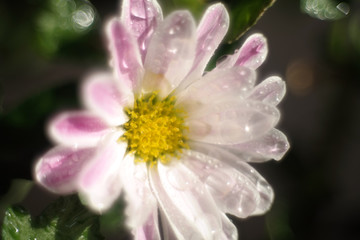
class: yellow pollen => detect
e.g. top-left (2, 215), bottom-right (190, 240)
top-left (119, 92), bottom-right (188, 166)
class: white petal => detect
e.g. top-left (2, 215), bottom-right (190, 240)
top-left (35, 146), bottom-right (95, 194)
top-left (247, 76), bottom-right (286, 106)
top-left (120, 0), bottom-right (163, 62)
top-left (190, 128), bottom-right (289, 163)
top-left (47, 111), bottom-right (110, 147)
top-left (189, 140), bottom-right (253, 163)
top-left (159, 210), bottom-right (237, 240)
top-left (224, 128), bottom-right (290, 161)
top-left (176, 66), bottom-right (256, 107)
top-left (144, 10), bottom-right (196, 95)
top-left (187, 100), bottom-right (280, 144)
top-left (149, 161), bottom-right (225, 240)
top-left (78, 131), bottom-right (126, 213)
top-left (219, 213), bottom-right (238, 240)
top-left (81, 72), bottom-right (132, 126)
top-left (120, 156), bottom-right (157, 228)
top-left (184, 150), bottom-right (274, 217)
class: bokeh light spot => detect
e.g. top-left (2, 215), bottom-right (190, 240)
top-left (301, 0), bottom-right (349, 20)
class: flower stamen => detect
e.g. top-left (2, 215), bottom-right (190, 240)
top-left (120, 92), bottom-right (188, 165)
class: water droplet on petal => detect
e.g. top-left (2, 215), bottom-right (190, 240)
top-left (205, 170), bottom-right (235, 197)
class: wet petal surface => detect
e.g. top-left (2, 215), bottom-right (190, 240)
top-left (144, 10), bottom-right (196, 94)
top-left (247, 76), bottom-right (286, 106)
top-left (184, 150), bottom-right (274, 217)
top-left (223, 128), bottom-right (290, 162)
top-left (187, 100), bottom-right (280, 144)
top-left (177, 66), bottom-right (256, 107)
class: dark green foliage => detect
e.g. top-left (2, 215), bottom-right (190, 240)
top-left (2, 195), bottom-right (104, 240)
top-left (224, 0), bottom-right (275, 42)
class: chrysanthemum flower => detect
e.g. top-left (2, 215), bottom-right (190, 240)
top-left (34, 0), bottom-right (289, 239)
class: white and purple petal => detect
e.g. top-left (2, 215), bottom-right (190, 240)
top-left (35, 146), bottom-right (95, 194)
top-left (48, 111), bottom-right (110, 147)
top-left (107, 19), bottom-right (143, 91)
top-left (78, 132), bottom-right (126, 212)
top-left (81, 72), bottom-right (131, 126)
top-left (121, 0), bottom-right (163, 61)
top-left (178, 3), bottom-right (229, 90)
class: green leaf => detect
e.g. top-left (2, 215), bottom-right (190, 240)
top-left (224, 0), bottom-right (276, 42)
top-left (0, 179), bottom-right (33, 222)
top-left (100, 198), bottom-right (126, 233)
top-left (160, 0), bottom-right (205, 19)
top-left (2, 195), bottom-right (104, 240)
top-left (99, 197), bottom-right (131, 239)
top-left (266, 199), bottom-right (295, 240)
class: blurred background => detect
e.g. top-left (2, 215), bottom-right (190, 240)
top-left (1, 0), bottom-right (360, 239)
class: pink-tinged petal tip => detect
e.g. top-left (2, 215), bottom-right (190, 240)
top-left (236, 33), bottom-right (268, 69)
top-left (217, 33), bottom-right (268, 70)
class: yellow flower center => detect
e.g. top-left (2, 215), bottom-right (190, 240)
top-left (120, 92), bottom-right (188, 165)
